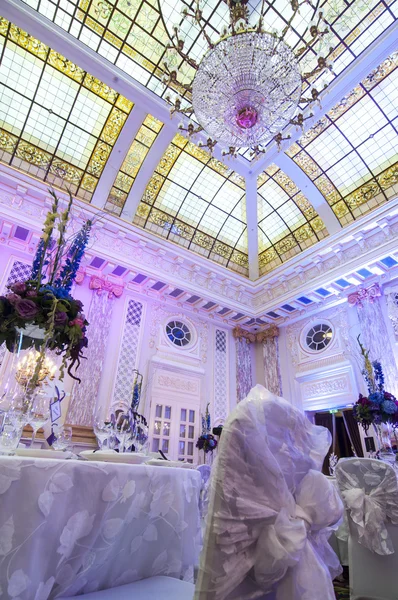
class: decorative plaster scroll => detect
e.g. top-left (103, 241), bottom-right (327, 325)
top-left (348, 283), bottom-right (381, 308)
top-left (157, 375), bottom-right (198, 393)
top-left (302, 375), bottom-right (350, 400)
top-left (286, 305), bottom-right (352, 369)
top-left (111, 299), bottom-right (143, 413)
top-left (89, 275), bottom-right (124, 298)
top-left (214, 329), bottom-right (228, 424)
top-left (75, 268), bottom-right (86, 285)
top-left (233, 325), bottom-right (279, 343)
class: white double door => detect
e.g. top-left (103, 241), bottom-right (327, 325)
top-left (149, 399), bottom-right (199, 463)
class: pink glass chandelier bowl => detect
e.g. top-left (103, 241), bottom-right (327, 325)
top-left (192, 31), bottom-right (302, 148)
top-left (236, 107), bottom-right (258, 129)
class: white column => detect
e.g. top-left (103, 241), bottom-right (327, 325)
top-left (245, 176), bottom-right (259, 281)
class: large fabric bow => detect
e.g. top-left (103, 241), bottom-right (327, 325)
top-left (253, 470), bottom-right (343, 600)
top-left (341, 479), bottom-right (398, 555)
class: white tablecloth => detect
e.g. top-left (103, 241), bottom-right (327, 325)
top-left (0, 456), bottom-right (201, 599)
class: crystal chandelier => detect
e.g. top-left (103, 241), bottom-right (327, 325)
top-left (161, 0), bottom-right (334, 158)
top-left (15, 350), bottom-right (57, 390)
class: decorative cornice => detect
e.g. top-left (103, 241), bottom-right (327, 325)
top-left (1, 166), bottom-right (398, 329)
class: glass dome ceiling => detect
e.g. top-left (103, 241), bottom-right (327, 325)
top-left (0, 8), bottom-right (397, 280)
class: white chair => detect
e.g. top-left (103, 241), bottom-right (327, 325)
top-left (195, 385), bottom-right (343, 600)
top-left (61, 385), bottom-right (343, 600)
top-left (336, 457), bottom-right (398, 600)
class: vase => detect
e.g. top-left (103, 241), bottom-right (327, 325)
top-left (373, 422), bottom-right (395, 464)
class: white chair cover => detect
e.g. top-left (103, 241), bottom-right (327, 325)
top-left (195, 385), bottom-right (343, 600)
top-left (336, 458), bottom-right (398, 555)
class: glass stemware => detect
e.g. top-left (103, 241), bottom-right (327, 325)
top-left (28, 391), bottom-right (50, 447)
top-left (93, 414), bottom-right (110, 450)
top-left (52, 425), bottom-right (72, 451)
top-left (0, 421), bottom-right (23, 455)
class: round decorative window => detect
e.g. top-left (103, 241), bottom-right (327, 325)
top-left (165, 320), bottom-right (192, 347)
top-left (305, 323), bottom-right (333, 352)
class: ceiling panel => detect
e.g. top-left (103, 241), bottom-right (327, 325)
top-left (133, 133), bottom-right (248, 275)
top-left (0, 17), bottom-right (134, 200)
top-left (286, 52), bottom-right (398, 225)
top-left (258, 165), bottom-right (328, 275)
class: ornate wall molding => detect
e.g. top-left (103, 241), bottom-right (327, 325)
top-left (233, 325), bottom-right (279, 343)
top-left (1, 170), bottom-right (398, 330)
top-left (302, 375), bottom-right (350, 400)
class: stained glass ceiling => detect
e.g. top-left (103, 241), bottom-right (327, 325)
top-left (287, 51), bottom-right (398, 226)
top-left (258, 166), bottom-right (328, 276)
top-left (20, 0), bottom-right (398, 152)
top-left (0, 17), bottom-right (134, 200)
top-left (0, 13), bottom-right (398, 279)
top-left (133, 134), bottom-right (249, 275)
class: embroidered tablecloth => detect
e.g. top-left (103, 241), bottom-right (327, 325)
top-left (0, 456), bottom-right (201, 599)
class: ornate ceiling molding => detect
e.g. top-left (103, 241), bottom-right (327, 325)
top-left (1, 164), bottom-right (398, 330)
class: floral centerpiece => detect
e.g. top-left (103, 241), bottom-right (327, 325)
top-left (196, 403), bottom-right (218, 455)
top-left (353, 336), bottom-right (397, 460)
top-left (0, 189), bottom-right (91, 394)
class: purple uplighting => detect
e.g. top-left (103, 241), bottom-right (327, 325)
top-left (90, 257), bottom-right (105, 269)
top-left (112, 265), bottom-right (127, 277)
top-left (14, 226), bottom-right (29, 241)
top-left (132, 273), bottom-right (147, 284)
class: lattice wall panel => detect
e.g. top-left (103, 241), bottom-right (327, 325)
top-left (214, 329), bottom-right (228, 424)
top-left (0, 259), bottom-right (32, 368)
top-left (112, 299), bottom-right (143, 411)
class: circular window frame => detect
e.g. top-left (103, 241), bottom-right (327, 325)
top-left (300, 320), bottom-right (335, 355)
top-left (163, 316), bottom-right (197, 351)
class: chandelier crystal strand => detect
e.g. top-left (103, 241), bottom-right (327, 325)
top-left (162, 1), bottom-right (333, 157)
top-left (192, 32), bottom-right (302, 148)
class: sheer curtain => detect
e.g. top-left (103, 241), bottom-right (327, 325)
top-left (262, 335), bottom-right (282, 396)
top-left (66, 290), bottom-right (115, 426)
top-left (235, 337), bottom-right (252, 403)
top-left (353, 287), bottom-right (398, 398)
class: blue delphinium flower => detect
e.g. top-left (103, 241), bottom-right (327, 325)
top-left (55, 221), bottom-right (92, 293)
top-left (381, 400), bottom-right (398, 415)
top-left (369, 391), bottom-right (384, 405)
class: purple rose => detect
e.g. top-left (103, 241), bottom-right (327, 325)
top-left (26, 290), bottom-right (37, 298)
top-left (54, 311), bottom-right (68, 327)
top-left (15, 299), bottom-right (38, 319)
top-left (10, 282), bottom-right (26, 294)
top-left (6, 293), bottom-right (21, 305)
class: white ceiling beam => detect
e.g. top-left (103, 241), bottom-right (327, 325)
top-left (274, 153), bottom-right (342, 235)
top-left (245, 176), bottom-right (259, 281)
top-left (122, 125), bottom-right (175, 221)
top-left (249, 19), bottom-right (398, 177)
top-left (2, 0), bottom-right (250, 178)
top-left (91, 107), bottom-right (147, 209)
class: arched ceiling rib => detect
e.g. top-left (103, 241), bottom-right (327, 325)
top-left (91, 106), bottom-right (146, 208)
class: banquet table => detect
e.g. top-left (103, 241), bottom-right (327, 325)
top-left (0, 456), bottom-right (201, 600)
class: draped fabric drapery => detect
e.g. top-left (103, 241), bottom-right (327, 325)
top-left (235, 337), bottom-right (252, 403)
top-left (262, 335), bottom-right (282, 396)
top-left (66, 290), bottom-right (115, 426)
top-left (352, 287), bottom-right (398, 398)
top-left (342, 409), bottom-right (364, 457)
